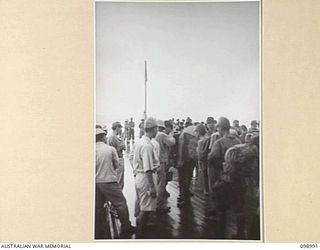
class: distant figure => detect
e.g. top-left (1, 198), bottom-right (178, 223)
top-left (232, 120), bottom-right (241, 135)
top-left (195, 123), bottom-right (210, 195)
top-left (124, 120), bottom-right (129, 140)
top-left (128, 117), bottom-right (135, 144)
top-left (239, 125), bottom-right (248, 143)
top-left (139, 119), bottom-right (145, 138)
top-left (185, 117), bottom-right (193, 127)
top-left (248, 120), bottom-right (259, 135)
top-left (107, 122), bottom-right (126, 190)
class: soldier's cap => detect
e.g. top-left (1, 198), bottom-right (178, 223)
top-left (206, 116), bottom-right (217, 124)
top-left (96, 128), bottom-right (107, 135)
top-left (217, 117), bottom-right (230, 130)
top-left (195, 124), bottom-right (206, 136)
top-left (144, 117), bottom-right (158, 129)
top-left (157, 120), bottom-right (165, 129)
top-left (112, 121), bottom-right (122, 130)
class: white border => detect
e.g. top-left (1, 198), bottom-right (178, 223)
top-left (93, 0), bottom-right (263, 243)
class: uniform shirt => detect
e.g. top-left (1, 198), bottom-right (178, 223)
top-left (107, 133), bottom-right (126, 158)
top-left (208, 131), bottom-right (221, 150)
top-left (151, 138), bottom-right (160, 168)
top-left (155, 132), bottom-right (176, 164)
top-left (133, 135), bottom-right (158, 175)
top-left (129, 121), bottom-right (135, 129)
top-left (96, 141), bottom-right (119, 183)
top-left (208, 135), bottom-right (241, 162)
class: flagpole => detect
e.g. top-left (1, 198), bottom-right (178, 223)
top-left (144, 60), bottom-right (147, 120)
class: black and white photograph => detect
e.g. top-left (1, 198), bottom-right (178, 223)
top-left (95, 0), bottom-right (260, 240)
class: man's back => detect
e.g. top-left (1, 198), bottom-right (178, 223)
top-left (155, 132), bottom-right (176, 164)
top-left (209, 135), bottom-right (241, 162)
top-left (96, 142), bottom-right (119, 183)
top-left (133, 136), bottom-right (155, 174)
top-left (107, 134), bottom-right (125, 158)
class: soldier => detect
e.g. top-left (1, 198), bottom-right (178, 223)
top-left (107, 122), bottom-right (126, 190)
top-left (95, 128), bottom-right (135, 238)
top-left (177, 125), bottom-right (198, 207)
top-left (132, 117), bottom-right (159, 238)
top-left (139, 119), bottom-right (145, 138)
top-left (208, 117), bottom-right (241, 189)
top-left (216, 135), bottom-right (259, 239)
top-left (128, 117), bottom-right (135, 144)
top-left (155, 120), bottom-right (176, 212)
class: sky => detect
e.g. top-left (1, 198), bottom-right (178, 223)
top-left (96, 1), bottom-right (259, 127)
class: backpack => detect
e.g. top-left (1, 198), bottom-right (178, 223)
top-left (198, 136), bottom-right (211, 162)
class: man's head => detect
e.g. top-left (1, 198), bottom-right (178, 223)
top-left (216, 117), bottom-right (230, 133)
top-left (130, 117), bottom-right (133, 121)
top-left (96, 128), bottom-right (107, 143)
top-left (195, 123), bottom-right (206, 138)
top-left (157, 120), bottom-right (166, 132)
top-left (251, 120), bottom-right (258, 129)
top-left (112, 121), bottom-right (122, 135)
top-left (164, 120), bottom-right (173, 134)
top-left (144, 117), bottom-right (158, 138)
top-left (240, 125), bottom-right (248, 133)
top-left (206, 116), bottom-right (217, 132)
top-left (233, 120), bottom-right (240, 128)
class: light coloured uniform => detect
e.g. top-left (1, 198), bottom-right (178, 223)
top-left (133, 136), bottom-right (159, 212)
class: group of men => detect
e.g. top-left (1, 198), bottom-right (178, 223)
top-left (95, 115), bottom-right (260, 239)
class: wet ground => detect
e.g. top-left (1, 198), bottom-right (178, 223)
top-left (122, 151), bottom-right (259, 240)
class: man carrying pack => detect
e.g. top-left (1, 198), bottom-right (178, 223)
top-left (128, 117), bottom-right (135, 144)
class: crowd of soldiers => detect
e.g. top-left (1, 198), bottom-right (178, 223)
top-left (95, 116), bottom-right (260, 239)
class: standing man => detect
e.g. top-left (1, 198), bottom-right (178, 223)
top-left (139, 119), bottom-right (145, 138)
top-left (248, 120), bottom-right (259, 135)
top-left (124, 120), bottom-right (130, 150)
top-left (206, 116), bottom-right (217, 136)
top-left (95, 128), bottom-right (135, 239)
top-left (177, 125), bottom-right (198, 207)
top-left (128, 117), bottom-right (135, 144)
top-left (207, 117), bottom-right (241, 237)
top-left (107, 122), bottom-right (126, 190)
top-left (155, 120), bottom-right (176, 212)
top-left (132, 117), bottom-right (159, 238)
top-left (208, 117), bottom-right (241, 187)
top-left (232, 120), bottom-right (242, 136)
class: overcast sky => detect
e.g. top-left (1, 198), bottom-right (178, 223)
top-left (96, 1), bottom-right (259, 126)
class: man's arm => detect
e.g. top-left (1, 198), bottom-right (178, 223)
top-left (142, 145), bottom-right (157, 198)
top-left (111, 148), bottom-right (119, 170)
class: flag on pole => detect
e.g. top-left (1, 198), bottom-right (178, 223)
top-left (145, 60), bottom-right (148, 83)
